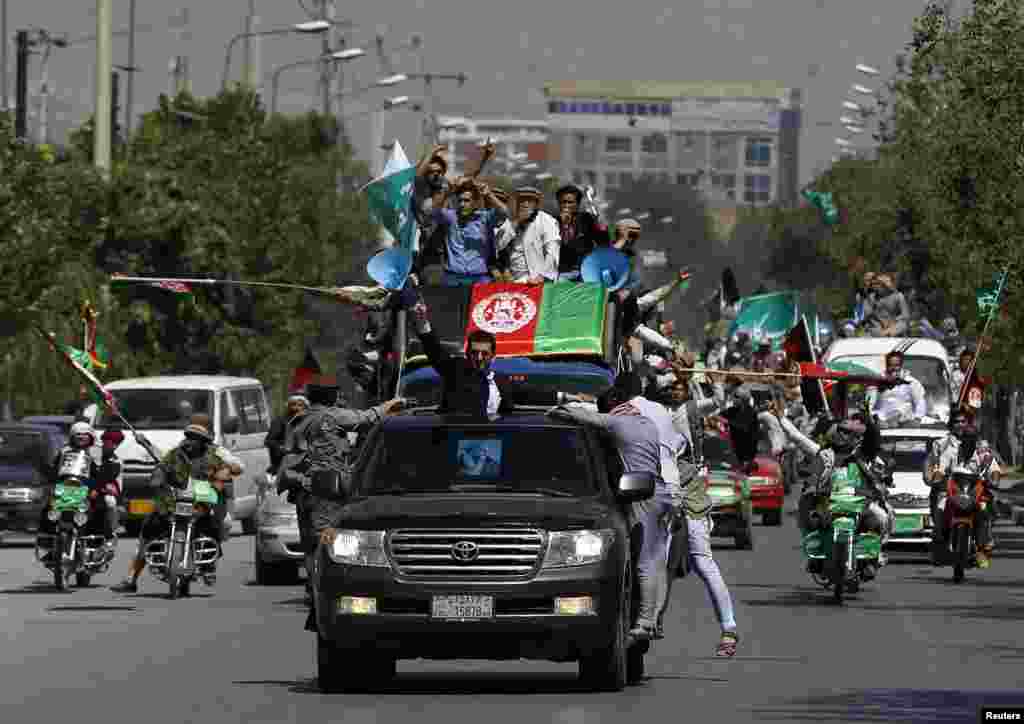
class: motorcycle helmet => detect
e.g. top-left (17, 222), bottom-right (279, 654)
top-left (830, 419), bottom-right (865, 455)
top-left (69, 421), bottom-right (96, 448)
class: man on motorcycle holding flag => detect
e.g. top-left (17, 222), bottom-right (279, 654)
top-left (771, 402), bottom-right (894, 575)
top-left (926, 410), bottom-right (1000, 567)
top-left (112, 415), bottom-right (242, 593)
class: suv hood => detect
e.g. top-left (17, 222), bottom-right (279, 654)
top-left (340, 495), bottom-right (616, 529)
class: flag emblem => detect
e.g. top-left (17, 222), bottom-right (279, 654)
top-left (472, 292), bottom-right (538, 334)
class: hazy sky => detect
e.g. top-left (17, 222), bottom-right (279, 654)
top-left (4, 0), bottom-right (952, 186)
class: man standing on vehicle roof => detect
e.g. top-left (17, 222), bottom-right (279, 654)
top-left (112, 414), bottom-right (243, 593)
top-left (925, 409), bottom-right (999, 568)
top-left (866, 349), bottom-right (927, 426)
top-left (638, 369), bottom-right (741, 657)
top-left (277, 376), bottom-right (404, 608)
top-left (548, 374), bottom-right (666, 643)
top-left (554, 184), bottom-right (607, 281)
top-left (494, 186), bottom-right (561, 284)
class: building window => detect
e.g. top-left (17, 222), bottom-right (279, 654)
top-left (548, 101), bottom-right (558, 114)
top-left (641, 133), bottom-right (668, 154)
top-left (661, 103), bottom-right (672, 115)
top-left (744, 174), bottom-right (772, 203)
top-left (712, 173), bottom-right (737, 200)
top-left (745, 137), bottom-right (773, 167)
top-left (606, 136), bottom-right (632, 153)
top-left (625, 103), bottom-right (636, 115)
top-left (677, 173), bottom-right (700, 188)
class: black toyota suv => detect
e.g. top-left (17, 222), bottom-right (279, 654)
top-left (310, 407), bottom-right (655, 693)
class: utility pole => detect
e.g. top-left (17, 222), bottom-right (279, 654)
top-left (94, 0), bottom-right (113, 175)
top-left (125, 0), bottom-right (135, 137)
top-left (242, 0), bottom-right (260, 90)
top-left (110, 70), bottom-right (120, 149)
top-left (14, 28), bottom-right (27, 139)
top-left (320, 0), bottom-right (333, 116)
top-left (2, 0), bottom-right (8, 110)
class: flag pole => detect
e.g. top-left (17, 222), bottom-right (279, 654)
top-left (109, 275), bottom-right (393, 302)
top-left (957, 268), bottom-right (1009, 409)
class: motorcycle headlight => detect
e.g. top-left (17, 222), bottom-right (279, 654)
top-left (73, 512), bottom-right (89, 526)
top-left (328, 530), bottom-right (389, 567)
top-left (542, 530), bottom-right (615, 568)
top-left (47, 509), bottom-right (59, 522)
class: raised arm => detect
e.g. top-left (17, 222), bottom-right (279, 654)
top-left (777, 415), bottom-right (823, 457)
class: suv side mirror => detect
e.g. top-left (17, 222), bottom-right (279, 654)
top-left (312, 469), bottom-right (344, 500)
top-left (615, 471), bottom-right (655, 502)
top-left (221, 416), bottom-right (240, 435)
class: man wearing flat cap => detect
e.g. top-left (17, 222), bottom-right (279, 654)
top-left (112, 413), bottom-right (243, 593)
top-left (495, 186), bottom-right (561, 283)
top-left (555, 184), bottom-right (607, 281)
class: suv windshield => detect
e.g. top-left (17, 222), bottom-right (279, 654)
top-left (880, 438), bottom-right (931, 472)
top-left (830, 354), bottom-right (951, 419)
top-left (360, 427), bottom-right (596, 497)
top-left (97, 390), bottom-right (214, 430)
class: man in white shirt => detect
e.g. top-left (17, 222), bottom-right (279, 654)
top-left (866, 350), bottom-right (927, 425)
top-left (495, 186), bottom-right (561, 283)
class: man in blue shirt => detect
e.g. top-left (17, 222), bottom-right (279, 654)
top-left (432, 180), bottom-right (508, 287)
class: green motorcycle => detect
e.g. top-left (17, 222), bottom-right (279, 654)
top-left (36, 450), bottom-right (116, 590)
top-left (800, 461), bottom-right (884, 604)
top-left (143, 478), bottom-right (221, 599)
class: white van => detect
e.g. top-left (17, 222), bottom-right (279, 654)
top-left (823, 337), bottom-right (953, 424)
top-left (87, 375), bottom-right (272, 534)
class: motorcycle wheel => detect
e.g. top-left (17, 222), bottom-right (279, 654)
top-left (831, 540), bottom-right (848, 604)
top-left (169, 575), bottom-right (180, 600)
top-left (53, 533), bottom-right (65, 591)
top-left (953, 526), bottom-right (969, 583)
top-left (75, 572), bottom-right (91, 588)
top-left (179, 578), bottom-right (191, 598)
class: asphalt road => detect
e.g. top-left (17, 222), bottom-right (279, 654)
top-left (3, 503), bottom-right (1024, 724)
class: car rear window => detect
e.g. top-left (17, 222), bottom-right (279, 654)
top-left (361, 426), bottom-right (596, 497)
top-left (0, 430), bottom-right (48, 467)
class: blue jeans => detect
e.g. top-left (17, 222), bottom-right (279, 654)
top-left (631, 486), bottom-right (673, 629)
top-left (442, 271), bottom-right (492, 287)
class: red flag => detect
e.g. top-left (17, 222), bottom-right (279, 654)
top-left (289, 347), bottom-right (322, 393)
top-left (783, 318), bottom-right (828, 415)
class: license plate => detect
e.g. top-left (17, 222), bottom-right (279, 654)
top-left (174, 502), bottom-right (194, 516)
top-left (431, 595), bottom-right (494, 620)
top-left (128, 500), bottom-right (156, 515)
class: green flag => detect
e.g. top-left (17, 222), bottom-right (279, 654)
top-left (976, 269), bottom-right (1009, 316)
top-left (802, 188), bottom-right (839, 225)
top-left (728, 291), bottom-right (801, 350)
top-left (362, 141), bottom-right (417, 253)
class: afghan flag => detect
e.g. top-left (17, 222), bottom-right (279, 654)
top-left (782, 317), bottom-right (828, 416)
top-left (289, 347), bottom-right (322, 393)
top-left (36, 328), bottom-right (117, 410)
top-left (976, 269), bottom-right (1009, 317)
top-left (728, 291), bottom-right (800, 351)
top-left (362, 141), bottom-right (417, 254)
top-left (464, 282), bottom-right (609, 358)
top-left (110, 274), bottom-right (193, 295)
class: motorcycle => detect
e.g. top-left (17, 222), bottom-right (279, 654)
top-left (801, 459), bottom-right (888, 604)
top-left (35, 449), bottom-right (116, 590)
top-left (144, 478), bottom-right (221, 599)
top-left (936, 470), bottom-right (990, 583)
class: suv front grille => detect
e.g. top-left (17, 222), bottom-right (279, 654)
top-left (388, 528), bottom-right (545, 580)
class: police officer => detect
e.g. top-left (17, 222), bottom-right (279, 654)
top-left (277, 375), bottom-right (404, 607)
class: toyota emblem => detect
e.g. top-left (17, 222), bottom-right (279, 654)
top-left (450, 541), bottom-right (479, 562)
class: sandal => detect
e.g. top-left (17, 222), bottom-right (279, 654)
top-left (716, 631), bottom-right (738, 657)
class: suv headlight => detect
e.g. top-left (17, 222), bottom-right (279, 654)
top-left (542, 529), bottom-right (615, 568)
top-left (328, 529), bottom-right (389, 567)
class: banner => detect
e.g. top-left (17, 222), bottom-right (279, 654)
top-left (362, 141), bottom-right (417, 254)
top-left (728, 291), bottom-right (800, 351)
top-left (465, 282), bottom-right (608, 357)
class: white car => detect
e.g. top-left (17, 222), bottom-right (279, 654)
top-left (879, 428), bottom-right (947, 550)
top-left (253, 475), bottom-right (304, 585)
top-left (86, 375), bottom-right (272, 534)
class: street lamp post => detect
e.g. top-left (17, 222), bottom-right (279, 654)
top-left (221, 21), bottom-right (332, 91)
top-left (94, 0), bottom-right (113, 176)
top-left (269, 48), bottom-right (366, 115)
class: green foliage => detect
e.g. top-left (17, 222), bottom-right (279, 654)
top-left (0, 89), bottom-right (377, 416)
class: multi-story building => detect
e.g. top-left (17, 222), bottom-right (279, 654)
top-left (437, 115), bottom-right (550, 177)
top-left (543, 81), bottom-right (802, 210)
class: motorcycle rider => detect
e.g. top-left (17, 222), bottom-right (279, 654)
top-left (279, 377), bottom-right (404, 623)
top-left (37, 421), bottom-right (107, 562)
top-left (866, 349), bottom-right (927, 426)
top-left (548, 374), bottom-right (665, 643)
top-left (111, 414), bottom-right (243, 593)
top-left (926, 409), bottom-right (999, 567)
top-left (771, 402), bottom-right (893, 575)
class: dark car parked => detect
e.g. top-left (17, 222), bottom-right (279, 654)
top-left (310, 407), bottom-right (655, 693)
top-left (0, 424), bottom-right (66, 539)
top-left (19, 415), bottom-right (75, 441)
